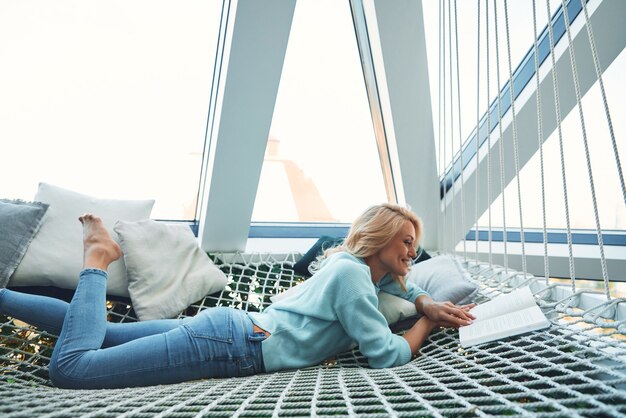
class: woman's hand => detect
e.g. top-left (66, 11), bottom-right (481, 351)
top-left (417, 296), bottom-right (476, 328)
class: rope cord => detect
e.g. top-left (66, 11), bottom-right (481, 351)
top-left (441, 0), bottom-right (449, 254)
top-left (438, 0), bottom-right (444, 254)
top-left (448, 0), bottom-right (457, 256)
top-left (453, 0), bottom-right (467, 262)
top-left (580, 0), bottom-right (626, 207)
top-left (485, 1), bottom-right (493, 266)
top-left (492, 0), bottom-right (509, 273)
top-left (545, 0), bottom-right (576, 292)
top-left (503, 0), bottom-right (528, 279)
top-left (1, 254), bottom-right (624, 416)
top-left (485, 0), bottom-right (493, 268)
top-left (474, 0), bottom-right (481, 264)
top-left (531, 0), bottom-right (550, 286)
top-left (560, 0), bottom-right (611, 300)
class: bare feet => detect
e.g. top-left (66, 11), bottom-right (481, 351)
top-left (79, 213), bottom-right (122, 271)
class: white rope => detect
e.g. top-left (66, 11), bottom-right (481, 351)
top-left (149, 380), bottom-right (229, 417)
top-left (503, 0), bottom-right (528, 279)
top-left (310, 368), bottom-right (323, 416)
top-left (453, 0), bottom-right (467, 262)
top-left (531, 0), bottom-right (550, 286)
top-left (492, 0), bottom-right (509, 273)
top-left (448, 0), bottom-right (457, 256)
top-left (438, 0), bottom-right (444, 254)
top-left (545, 0), bottom-right (576, 292)
top-left (1, 254), bottom-right (626, 416)
top-left (271, 370), bottom-right (301, 418)
top-left (485, 0), bottom-right (493, 268)
top-left (474, 0), bottom-right (481, 264)
top-left (560, 0), bottom-right (610, 300)
top-left (441, 0), bottom-right (449, 254)
top-left (337, 369), bottom-right (358, 417)
top-left (580, 0), bottom-right (626, 207)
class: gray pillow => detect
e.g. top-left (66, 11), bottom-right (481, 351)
top-left (0, 199), bottom-right (49, 287)
top-left (378, 255), bottom-right (479, 327)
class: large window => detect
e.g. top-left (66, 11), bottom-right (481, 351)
top-left (422, 0), bottom-right (563, 175)
top-left (0, 0), bottom-right (224, 220)
top-left (251, 0), bottom-right (388, 224)
top-left (477, 47), bottom-right (626, 230)
top-left (422, 0), bottom-right (626, 231)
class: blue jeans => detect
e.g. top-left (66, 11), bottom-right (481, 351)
top-left (0, 269), bottom-right (266, 389)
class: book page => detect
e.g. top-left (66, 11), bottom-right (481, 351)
top-left (460, 305), bottom-right (550, 348)
top-left (470, 286), bottom-right (537, 322)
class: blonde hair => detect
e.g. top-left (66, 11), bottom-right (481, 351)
top-left (315, 203), bottom-right (423, 290)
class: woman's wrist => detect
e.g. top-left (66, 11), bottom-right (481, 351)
top-left (419, 315), bottom-right (437, 332)
top-left (415, 294), bottom-right (434, 314)
top-left (404, 316), bottom-right (438, 357)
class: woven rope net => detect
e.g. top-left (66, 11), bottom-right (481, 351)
top-left (1, 253), bottom-right (625, 417)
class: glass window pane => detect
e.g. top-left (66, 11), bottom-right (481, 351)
top-left (422, 0), bottom-right (562, 175)
top-left (477, 47), bottom-right (626, 230)
top-left (0, 0), bottom-right (223, 220)
top-left (251, 0), bottom-right (387, 223)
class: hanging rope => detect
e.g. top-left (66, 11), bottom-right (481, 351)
top-left (453, 0), bottom-right (467, 262)
top-left (560, 0), bottom-right (611, 300)
top-left (545, 0), bottom-right (576, 292)
top-left (441, 0), bottom-right (449, 254)
top-left (474, 0), bottom-right (481, 264)
top-left (503, 0), bottom-right (528, 279)
top-left (448, 0), bottom-right (457, 256)
top-left (580, 0), bottom-right (626, 208)
top-left (438, 0), bottom-right (444, 254)
top-left (485, 0), bottom-right (493, 268)
top-left (531, 0), bottom-right (550, 286)
top-left (492, 0), bottom-right (509, 273)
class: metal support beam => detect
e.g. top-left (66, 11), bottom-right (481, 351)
top-left (198, 0), bottom-right (296, 252)
top-left (371, 0), bottom-right (440, 250)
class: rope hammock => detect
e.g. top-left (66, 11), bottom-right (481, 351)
top-left (1, 0), bottom-right (626, 416)
top-left (1, 253), bottom-right (625, 417)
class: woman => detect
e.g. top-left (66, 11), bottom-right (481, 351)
top-left (0, 204), bottom-right (474, 389)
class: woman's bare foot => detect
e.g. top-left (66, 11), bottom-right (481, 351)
top-left (79, 213), bottom-right (122, 271)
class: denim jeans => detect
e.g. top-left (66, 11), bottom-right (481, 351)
top-left (0, 269), bottom-right (266, 389)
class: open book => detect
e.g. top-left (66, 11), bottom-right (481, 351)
top-left (459, 286), bottom-right (550, 348)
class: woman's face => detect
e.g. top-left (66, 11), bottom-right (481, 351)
top-left (374, 220), bottom-right (417, 278)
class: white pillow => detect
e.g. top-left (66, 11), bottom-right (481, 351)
top-left (378, 255), bottom-right (479, 326)
top-left (114, 219), bottom-right (228, 321)
top-left (10, 183), bottom-right (154, 297)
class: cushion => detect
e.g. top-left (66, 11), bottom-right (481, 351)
top-left (0, 199), bottom-right (49, 287)
top-left (292, 236), bottom-right (344, 278)
top-left (292, 236), bottom-right (432, 279)
top-left (114, 219), bottom-right (228, 320)
top-left (414, 247), bottom-right (432, 263)
top-left (378, 255), bottom-right (479, 329)
top-left (10, 183), bottom-right (155, 297)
